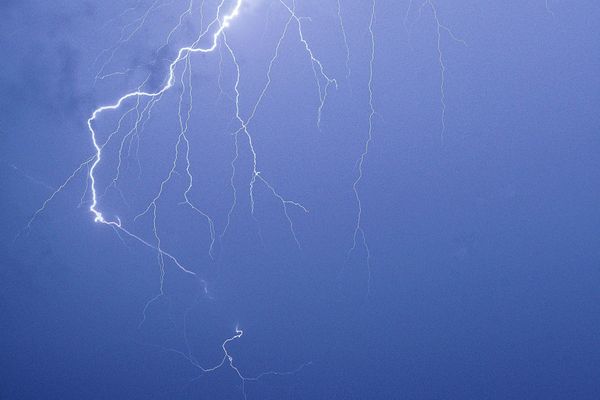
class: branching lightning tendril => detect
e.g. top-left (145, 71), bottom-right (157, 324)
top-left (22, 0), bottom-right (341, 395)
top-left (20, 0), bottom-right (427, 396)
top-left (349, 0), bottom-right (376, 296)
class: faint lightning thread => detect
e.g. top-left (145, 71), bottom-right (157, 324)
top-left (87, 0), bottom-right (312, 392)
top-left (413, 0), bottom-right (467, 144)
top-left (95, 0), bottom-right (167, 83)
top-left (136, 57), bottom-right (196, 326)
top-left (221, 8), bottom-right (308, 247)
top-left (179, 57), bottom-right (218, 258)
top-left (403, 0), bottom-right (415, 36)
top-left (336, 0), bottom-right (352, 79)
top-left (78, 165), bottom-right (91, 208)
top-left (21, 157), bottom-right (95, 238)
top-left (278, 0), bottom-right (338, 129)
top-left (220, 0), bottom-right (340, 245)
top-left (24, 1), bottom-right (345, 393)
top-left (80, 0), bottom-right (240, 329)
top-left (165, 0), bottom-right (196, 47)
top-left (143, 325), bottom-right (312, 400)
top-left (349, 0), bottom-right (376, 295)
top-left (102, 86), bottom-right (146, 201)
top-left (88, 0), bottom-right (242, 227)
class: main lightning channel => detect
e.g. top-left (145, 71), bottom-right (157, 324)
top-left (88, 0), bottom-right (241, 227)
top-left (83, 1), bottom-right (314, 395)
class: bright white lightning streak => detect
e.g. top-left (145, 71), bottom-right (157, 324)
top-left (4, 161), bottom-right (56, 192)
top-left (146, 325), bottom-right (312, 400)
top-left (101, 77), bottom-right (151, 202)
top-left (222, 6), bottom-right (309, 248)
top-left (26, 0), bottom-right (341, 258)
top-left (24, 0), bottom-right (371, 393)
top-left (85, 0), bottom-right (312, 393)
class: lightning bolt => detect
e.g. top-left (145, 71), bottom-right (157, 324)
top-left (23, 0), bottom-right (382, 395)
top-left (278, 0), bottom-right (338, 129)
top-left (88, 0), bottom-right (243, 227)
top-left (91, 0), bottom-right (317, 394)
top-left (349, 0), bottom-right (376, 297)
top-left (425, 0), bottom-right (467, 144)
top-left (2, 160), bottom-right (56, 192)
top-left (404, 0), bottom-right (466, 144)
top-left (94, 0), bottom-right (169, 83)
top-left (146, 325), bottom-right (312, 400)
top-left (221, 2), bottom-right (311, 248)
top-left (336, 0), bottom-right (351, 79)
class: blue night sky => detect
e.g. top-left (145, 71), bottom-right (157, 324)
top-left (1, 1), bottom-right (600, 399)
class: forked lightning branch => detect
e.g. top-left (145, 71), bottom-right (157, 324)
top-left (23, 0), bottom-right (378, 396)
